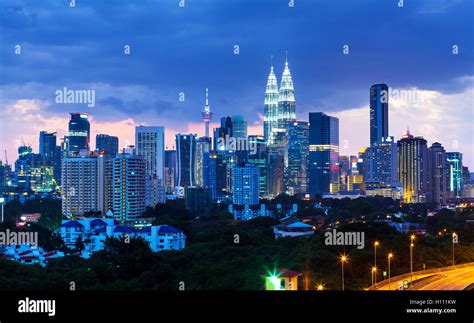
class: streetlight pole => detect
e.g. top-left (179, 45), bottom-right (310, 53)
top-left (374, 241), bottom-right (379, 284)
top-left (388, 253), bottom-right (393, 290)
top-left (452, 232), bottom-right (457, 266)
top-left (371, 267), bottom-right (377, 290)
top-left (340, 254), bottom-right (348, 291)
top-left (410, 234), bottom-right (415, 283)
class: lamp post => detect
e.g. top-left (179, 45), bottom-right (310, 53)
top-left (388, 253), bottom-right (394, 290)
top-left (371, 266), bottom-right (377, 290)
top-left (340, 254), bottom-right (348, 291)
top-left (374, 241), bottom-right (379, 284)
top-left (452, 232), bottom-right (457, 266)
top-left (410, 234), bottom-right (415, 283)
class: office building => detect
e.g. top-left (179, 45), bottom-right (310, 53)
top-left (308, 112), bottom-right (339, 195)
top-left (68, 113), bottom-right (90, 155)
top-left (286, 121), bottom-right (309, 195)
top-left (176, 134), bottom-right (197, 188)
top-left (232, 163), bottom-right (259, 205)
top-left (446, 152), bottom-right (463, 198)
top-left (96, 134), bottom-right (119, 156)
top-left (428, 142), bottom-right (448, 205)
top-left (370, 84), bottom-right (389, 146)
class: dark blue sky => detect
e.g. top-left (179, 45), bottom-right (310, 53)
top-left (1, 0), bottom-right (473, 166)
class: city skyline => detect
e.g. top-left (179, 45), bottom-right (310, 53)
top-left (0, 0), bottom-right (473, 168)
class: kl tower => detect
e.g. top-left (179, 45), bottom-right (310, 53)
top-left (202, 87), bottom-right (213, 138)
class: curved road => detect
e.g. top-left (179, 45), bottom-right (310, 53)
top-left (375, 264), bottom-right (474, 291)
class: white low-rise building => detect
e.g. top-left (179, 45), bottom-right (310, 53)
top-left (60, 218), bottom-right (186, 255)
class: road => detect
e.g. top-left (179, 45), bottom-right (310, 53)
top-left (375, 264), bottom-right (474, 291)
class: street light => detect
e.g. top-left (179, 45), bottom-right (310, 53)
top-left (374, 241), bottom-right (380, 284)
top-left (371, 266), bottom-right (377, 290)
top-left (388, 253), bottom-right (394, 290)
top-left (452, 232), bottom-right (458, 266)
top-left (340, 254), bottom-right (349, 291)
top-left (316, 283), bottom-right (324, 291)
top-left (410, 234), bottom-right (415, 283)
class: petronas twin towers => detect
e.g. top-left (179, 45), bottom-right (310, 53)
top-left (263, 56), bottom-right (296, 147)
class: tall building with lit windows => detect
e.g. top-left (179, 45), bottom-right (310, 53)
top-left (135, 126), bottom-right (165, 206)
top-left (277, 57), bottom-right (296, 135)
top-left (264, 64), bottom-right (279, 146)
top-left (397, 129), bottom-right (429, 203)
top-left (111, 153), bottom-right (146, 221)
top-left (176, 134), bottom-right (197, 189)
top-left (232, 163), bottom-right (259, 205)
top-left (247, 135), bottom-right (268, 197)
top-left (68, 113), bottom-right (90, 155)
top-left (370, 84), bottom-right (389, 146)
top-left (308, 113), bottom-right (339, 195)
top-left (428, 142), bottom-right (447, 205)
top-left (446, 152), bottom-right (463, 198)
top-left (286, 121), bottom-right (309, 195)
top-left (366, 136), bottom-right (398, 183)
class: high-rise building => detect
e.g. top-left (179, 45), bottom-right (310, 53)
top-left (264, 64), bottom-right (279, 146)
top-left (68, 113), bottom-right (90, 155)
top-left (164, 150), bottom-right (176, 194)
top-left (308, 112), bottom-right (339, 195)
top-left (446, 152), bottom-right (463, 198)
top-left (286, 121), bottom-right (309, 195)
top-left (195, 137), bottom-right (211, 187)
top-left (96, 134), bottom-right (119, 156)
top-left (277, 57), bottom-right (296, 134)
top-left (366, 136), bottom-right (398, 183)
top-left (397, 129), bottom-right (429, 203)
top-left (39, 131), bottom-right (61, 185)
top-left (202, 88), bottom-right (213, 138)
top-left (370, 84), bottom-right (389, 146)
top-left (267, 131), bottom-right (286, 197)
top-left (176, 134), bottom-right (197, 188)
top-left (14, 146), bottom-right (55, 193)
top-left (428, 142), bottom-right (447, 205)
top-left (213, 116), bottom-right (233, 151)
top-left (232, 163), bottom-right (259, 205)
top-left (135, 126), bottom-right (165, 206)
top-left (61, 156), bottom-right (100, 217)
top-left (202, 152), bottom-right (217, 200)
top-left (247, 135), bottom-right (268, 198)
top-left (232, 115), bottom-right (247, 139)
top-left (39, 131), bottom-right (57, 165)
top-left (111, 153), bottom-right (146, 221)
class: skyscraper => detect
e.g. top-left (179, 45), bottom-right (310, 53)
top-left (213, 116), bottom-right (233, 151)
top-left (370, 84), bottom-right (389, 146)
top-left (201, 88), bottom-right (213, 138)
top-left (232, 163), bottom-right (259, 205)
top-left (428, 142), bottom-right (447, 205)
top-left (263, 63), bottom-right (279, 146)
top-left (446, 152), bottom-right (463, 198)
top-left (39, 131), bottom-right (61, 185)
top-left (397, 129), bottom-right (429, 203)
top-left (247, 135), bottom-right (268, 198)
top-left (232, 115), bottom-right (247, 139)
top-left (195, 137), bottom-right (211, 187)
top-left (202, 152), bottom-right (217, 200)
top-left (61, 156), bottom-right (99, 217)
top-left (308, 112), bottom-right (339, 195)
top-left (68, 113), bottom-right (90, 155)
top-left (164, 150), bottom-right (176, 194)
top-left (112, 153), bottom-right (146, 221)
top-left (96, 134), bottom-right (119, 156)
top-left (277, 56), bottom-right (296, 134)
top-left (365, 136), bottom-right (398, 183)
top-left (176, 134), bottom-right (197, 188)
top-left (286, 121), bottom-right (309, 195)
top-left (135, 126), bottom-right (165, 206)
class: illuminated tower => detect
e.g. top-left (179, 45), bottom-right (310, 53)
top-left (202, 88), bottom-right (213, 138)
top-left (264, 60), bottom-right (279, 146)
top-left (277, 54), bottom-right (296, 134)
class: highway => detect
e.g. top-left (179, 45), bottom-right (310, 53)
top-left (374, 263), bottom-right (474, 291)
